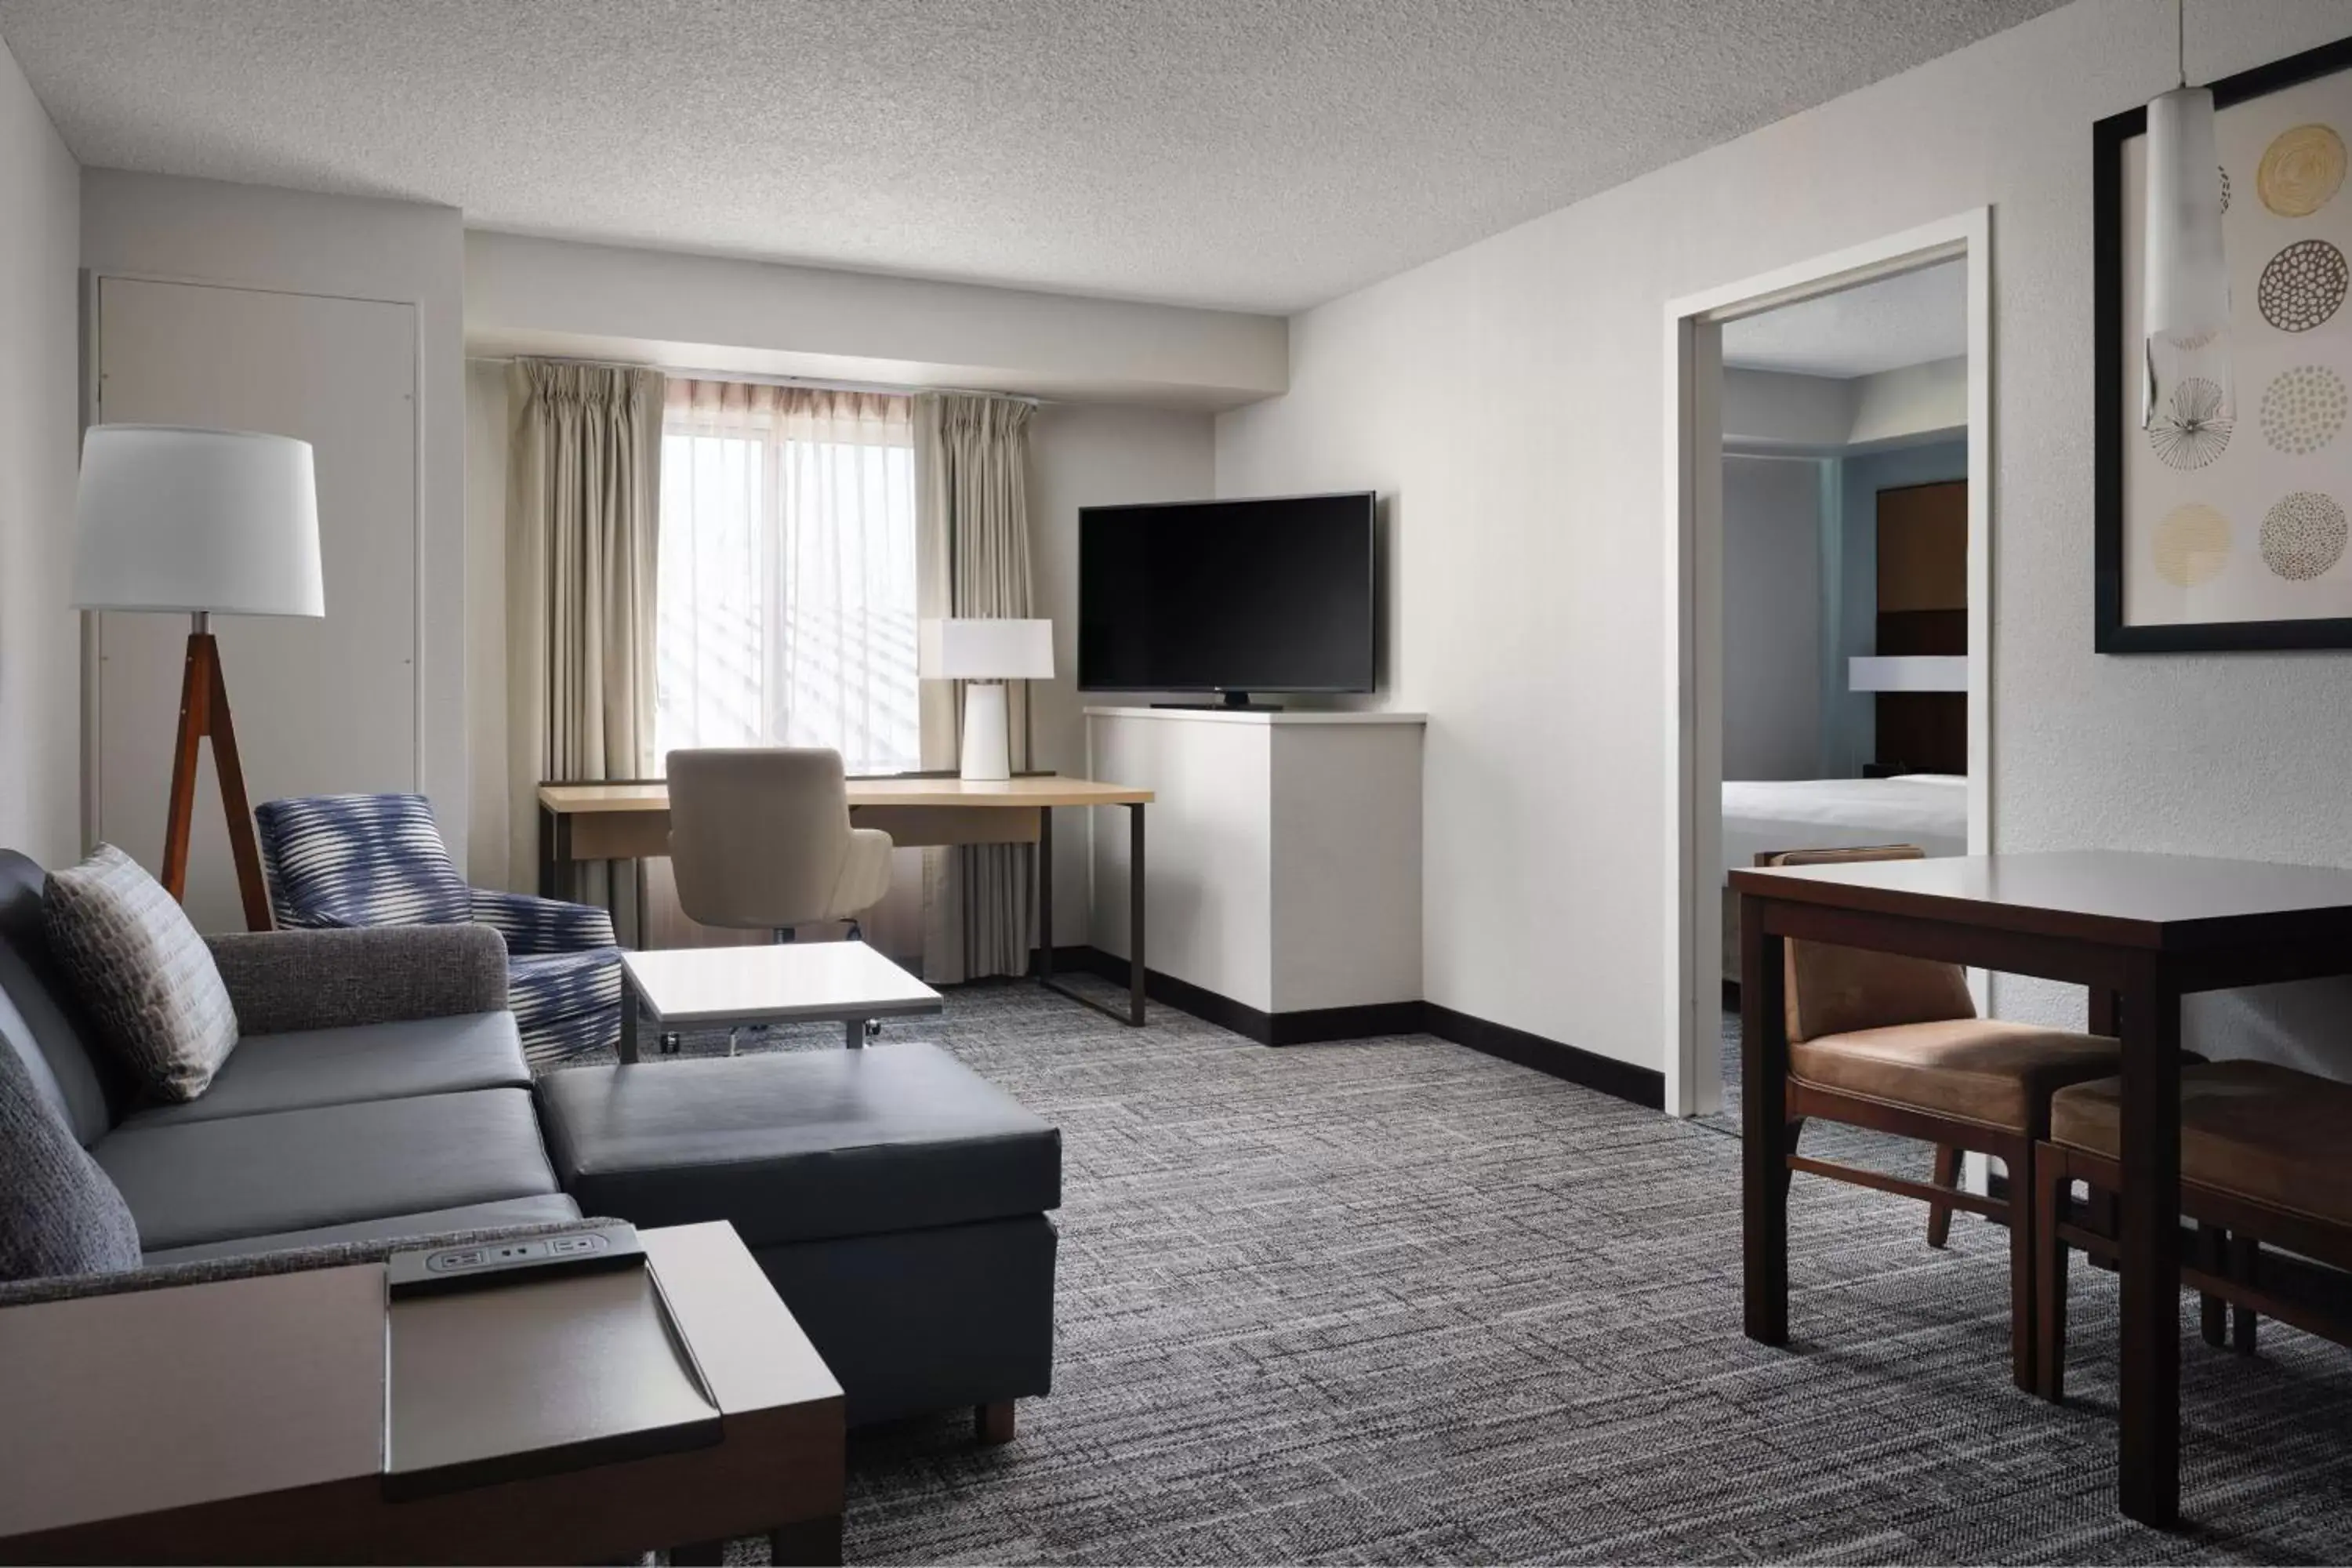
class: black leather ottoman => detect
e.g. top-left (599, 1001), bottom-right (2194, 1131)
top-left (535, 1043), bottom-right (1060, 1436)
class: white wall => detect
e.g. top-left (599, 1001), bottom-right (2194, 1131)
top-left (1021, 402), bottom-right (1218, 944)
top-left (1722, 456), bottom-right (1823, 782)
top-left (461, 231), bottom-right (1226, 906)
top-left (1847, 357), bottom-right (1967, 449)
top-left (1722, 360), bottom-right (1965, 453)
top-left (1720, 368), bottom-right (1852, 451)
top-left (0, 34), bottom-right (80, 866)
top-left (467, 231), bottom-right (1285, 411)
top-left (463, 359), bottom-right (510, 884)
top-left (81, 170), bottom-right (470, 870)
top-left (1215, 0), bottom-right (2352, 1076)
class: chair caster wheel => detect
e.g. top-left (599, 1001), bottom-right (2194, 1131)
top-left (866, 1019), bottom-right (882, 1038)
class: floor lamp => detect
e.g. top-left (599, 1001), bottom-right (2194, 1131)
top-left (73, 425), bottom-right (324, 931)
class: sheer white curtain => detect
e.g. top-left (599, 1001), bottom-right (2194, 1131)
top-left (655, 381), bottom-right (920, 771)
top-left (645, 379), bottom-right (924, 951)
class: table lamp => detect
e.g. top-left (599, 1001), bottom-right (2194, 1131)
top-left (919, 618), bottom-right (1054, 781)
top-left (74, 424), bottom-right (325, 930)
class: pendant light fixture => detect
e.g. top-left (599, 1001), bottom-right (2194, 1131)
top-left (2142, 0), bottom-right (2231, 431)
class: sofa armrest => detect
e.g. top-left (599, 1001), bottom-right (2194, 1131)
top-left (0, 1215), bottom-right (614, 1311)
top-left (471, 887), bottom-right (616, 955)
top-left (206, 924), bottom-right (509, 1036)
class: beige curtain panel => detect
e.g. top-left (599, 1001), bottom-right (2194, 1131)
top-left (505, 360), bottom-right (666, 931)
top-left (914, 392), bottom-right (1039, 983)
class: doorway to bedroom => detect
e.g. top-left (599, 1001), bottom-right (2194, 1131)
top-left (1663, 212), bottom-right (1991, 1123)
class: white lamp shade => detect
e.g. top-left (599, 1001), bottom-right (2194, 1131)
top-left (1849, 655), bottom-right (1968, 693)
top-left (919, 617), bottom-right (1054, 681)
top-left (73, 424), bottom-right (325, 617)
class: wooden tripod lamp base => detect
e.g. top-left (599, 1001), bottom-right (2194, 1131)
top-left (162, 615), bottom-right (274, 932)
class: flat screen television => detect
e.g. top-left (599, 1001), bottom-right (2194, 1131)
top-left (1078, 492), bottom-right (1377, 703)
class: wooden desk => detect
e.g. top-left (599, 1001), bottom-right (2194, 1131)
top-left (1730, 851), bottom-right (2352, 1530)
top-left (538, 775), bottom-right (1156, 1026)
top-left (0, 1223), bottom-right (844, 1564)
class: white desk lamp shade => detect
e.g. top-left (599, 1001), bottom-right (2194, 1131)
top-left (919, 619), bottom-right (1054, 780)
top-left (918, 617), bottom-right (1054, 681)
top-left (73, 425), bottom-right (325, 617)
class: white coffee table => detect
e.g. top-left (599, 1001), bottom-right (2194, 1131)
top-left (617, 942), bottom-right (944, 1062)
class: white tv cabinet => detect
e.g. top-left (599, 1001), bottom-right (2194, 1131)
top-left (1083, 706), bottom-right (1425, 1036)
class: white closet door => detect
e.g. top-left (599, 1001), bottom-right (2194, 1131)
top-left (94, 276), bottom-right (419, 932)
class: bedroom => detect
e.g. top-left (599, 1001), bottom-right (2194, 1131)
top-left (1715, 258), bottom-right (1973, 1110)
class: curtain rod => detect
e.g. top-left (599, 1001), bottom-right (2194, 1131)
top-left (464, 354), bottom-right (1046, 406)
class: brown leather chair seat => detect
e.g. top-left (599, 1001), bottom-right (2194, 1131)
top-left (1790, 1018), bottom-right (2125, 1134)
top-left (2049, 1060), bottom-right (2352, 1227)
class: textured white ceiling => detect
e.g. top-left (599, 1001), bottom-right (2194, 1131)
top-left (0, 0), bottom-right (2063, 313)
top-left (1721, 259), bottom-right (1967, 378)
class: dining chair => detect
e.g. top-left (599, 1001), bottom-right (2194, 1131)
top-left (1755, 844), bottom-right (2126, 1389)
top-left (2034, 1058), bottom-right (2352, 1401)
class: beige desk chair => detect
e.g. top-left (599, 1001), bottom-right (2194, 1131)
top-left (666, 747), bottom-right (895, 1052)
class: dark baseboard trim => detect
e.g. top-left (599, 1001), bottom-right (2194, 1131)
top-left (1421, 1004), bottom-right (1668, 1111)
top-left (1025, 946), bottom-right (1665, 1109)
top-left (1037, 946), bottom-right (1418, 1045)
top-left (1271, 1000), bottom-right (1428, 1047)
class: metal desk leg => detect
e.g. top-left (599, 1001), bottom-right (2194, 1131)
top-left (1036, 800), bottom-right (1147, 1027)
top-left (1127, 801), bottom-right (1145, 1025)
top-left (1037, 805), bottom-right (1054, 980)
top-left (619, 970), bottom-right (641, 1065)
top-left (844, 1018), bottom-right (864, 1051)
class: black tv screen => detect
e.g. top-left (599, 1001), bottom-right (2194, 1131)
top-left (1079, 492), bottom-right (1376, 696)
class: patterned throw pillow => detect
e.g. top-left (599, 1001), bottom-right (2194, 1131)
top-left (0, 1029), bottom-right (142, 1280)
top-left (42, 845), bottom-right (240, 1103)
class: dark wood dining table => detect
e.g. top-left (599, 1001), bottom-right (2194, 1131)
top-left (1729, 850), bottom-right (2352, 1528)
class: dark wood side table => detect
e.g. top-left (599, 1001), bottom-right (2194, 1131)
top-left (0, 1221), bottom-right (844, 1564)
top-left (1731, 850), bottom-right (2352, 1530)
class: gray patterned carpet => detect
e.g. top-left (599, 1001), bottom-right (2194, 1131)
top-left (563, 979), bottom-right (2352, 1565)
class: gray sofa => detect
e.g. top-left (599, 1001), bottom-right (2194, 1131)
top-left (0, 851), bottom-right (581, 1266)
top-left (0, 848), bottom-right (1060, 1434)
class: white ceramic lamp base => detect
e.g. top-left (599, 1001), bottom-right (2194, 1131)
top-left (959, 682), bottom-right (1012, 781)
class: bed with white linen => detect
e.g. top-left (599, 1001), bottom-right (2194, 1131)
top-left (1719, 774), bottom-right (1967, 982)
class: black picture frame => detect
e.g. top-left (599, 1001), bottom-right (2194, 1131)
top-left (2094, 31), bottom-right (2352, 652)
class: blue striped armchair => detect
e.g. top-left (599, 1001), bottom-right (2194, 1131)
top-left (253, 793), bottom-right (621, 1067)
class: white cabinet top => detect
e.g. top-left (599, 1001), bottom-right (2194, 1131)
top-left (1084, 706), bottom-right (1427, 726)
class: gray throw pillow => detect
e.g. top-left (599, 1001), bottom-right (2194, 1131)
top-left (43, 844), bottom-right (239, 1103)
top-left (0, 1024), bottom-right (143, 1281)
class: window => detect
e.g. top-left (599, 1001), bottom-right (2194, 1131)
top-left (655, 381), bottom-right (920, 774)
